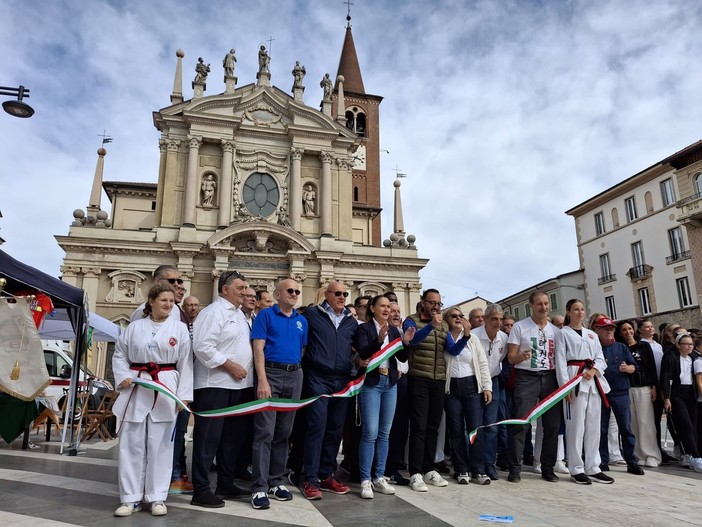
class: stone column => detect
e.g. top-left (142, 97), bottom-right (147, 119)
top-left (290, 148), bottom-right (304, 230)
top-left (219, 140), bottom-right (235, 228)
top-left (81, 267), bottom-right (102, 312)
top-left (319, 151), bottom-right (333, 236)
top-left (183, 136), bottom-right (202, 227)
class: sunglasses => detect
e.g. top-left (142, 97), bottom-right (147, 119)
top-left (286, 288), bottom-right (301, 296)
top-left (165, 278), bottom-right (184, 285)
top-left (328, 291), bottom-right (349, 297)
top-left (449, 313), bottom-right (464, 319)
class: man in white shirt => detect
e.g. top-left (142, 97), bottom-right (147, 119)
top-left (506, 291), bottom-right (563, 483)
top-left (130, 265), bottom-right (188, 324)
top-left (190, 270), bottom-right (254, 508)
top-left (472, 304), bottom-right (509, 480)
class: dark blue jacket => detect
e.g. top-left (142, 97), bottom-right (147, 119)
top-left (302, 303), bottom-right (357, 377)
top-left (353, 321), bottom-right (408, 387)
top-left (602, 341), bottom-right (638, 393)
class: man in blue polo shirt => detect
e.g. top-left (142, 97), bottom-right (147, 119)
top-left (250, 278), bottom-right (308, 510)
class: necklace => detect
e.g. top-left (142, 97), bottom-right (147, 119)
top-left (150, 314), bottom-right (168, 322)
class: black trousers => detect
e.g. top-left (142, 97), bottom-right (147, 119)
top-left (407, 376), bottom-right (445, 475)
top-left (191, 387), bottom-right (253, 495)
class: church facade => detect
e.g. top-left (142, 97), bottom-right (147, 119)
top-left (56, 21), bottom-right (427, 326)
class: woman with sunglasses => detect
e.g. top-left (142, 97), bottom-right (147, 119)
top-left (660, 333), bottom-right (702, 472)
top-left (614, 319), bottom-right (660, 467)
top-left (442, 306), bottom-right (492, 485)
top-left (353, 295), bottom-right (415, 498)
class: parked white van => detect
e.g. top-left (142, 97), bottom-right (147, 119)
top-left (42, 340), bottom-right (113, 410)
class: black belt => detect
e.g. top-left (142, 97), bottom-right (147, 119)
top-left (265, 361), bottom-right (301, 372)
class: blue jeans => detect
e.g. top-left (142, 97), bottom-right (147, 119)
top-left (600, 390), bottom-right (637, 464)
top-left (445, 376), bottom-right (484, 475)
top-left (482, 376), bottom-right (500, 465)
top-left (359, 376), bottom-right (397, 481)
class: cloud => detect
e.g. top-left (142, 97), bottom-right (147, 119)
top-left (1, 0), bottom-right (701, 308)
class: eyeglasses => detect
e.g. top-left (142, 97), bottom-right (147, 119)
top-left (221, 270), bottom-right (246, 282)
top-left (328, 290), bottom-right (349, 298)
top-left (165, 278), bottom-right (184, 285)
top-left (286, 288), bottom-right (301, 296)
top-left (449, 313), bottom-right (464, 319)
top-left (424, 300), bottom-right (443, 308)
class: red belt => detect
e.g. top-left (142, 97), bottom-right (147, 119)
top-left (130, 362), bottom-right (177, 382)
top-left (567, 359), bottom-right (609, 408)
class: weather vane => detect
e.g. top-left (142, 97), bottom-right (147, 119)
top-left (393, 165), bottom-right (407, 179)
top-left (98, 130), bottom-right (113, 146)
top-left (345, 0), bottom-right (354, 18)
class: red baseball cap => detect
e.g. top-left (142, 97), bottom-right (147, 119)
top-left (594, 316), bottom-right (616, 328)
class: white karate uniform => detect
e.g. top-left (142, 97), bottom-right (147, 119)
top-left (555, 326), bottom-right (610, 476)
top-left (113, 316), bottom-right (193, 503)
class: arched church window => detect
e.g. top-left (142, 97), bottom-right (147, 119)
top-left (355, 113), bottom-right (366, 137)
top-left (695, 172), bottom-right (702, 197)
top-left (345, 111), bottom-right (355, 132)
top-left (242, 172), bottom-right (279, 217)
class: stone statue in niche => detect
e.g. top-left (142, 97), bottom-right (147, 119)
top-left (201, 174), bottom-right (217, 207)
top-left (258, 45), bottom-right (270, 73)
top-left (277, 207), bottom-right (291, 227)
top-left (223, 49), bottom-right (237, 77)
top-left (320, 73), bottom-right (332, 101)
top-left (303, 184), bottom-right (316, 216)
top-left (118, 280), bottom-right (135, 298)
top-left (194, 57), bottom-right (210, 83)
top-left (292, 61), bottom-right (306, 88)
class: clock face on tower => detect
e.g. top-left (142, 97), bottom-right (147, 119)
top-left (353, 144), bottom-right (366, 170)
top-left (242, 172), bottom-right (279, 217)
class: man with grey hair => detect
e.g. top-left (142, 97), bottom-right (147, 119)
top-left (190, 270), bottom-right (254, 508)
top-left (471, 304), bottom-right (509, 480)
top-left (468, 307), bottom-right (485, 329)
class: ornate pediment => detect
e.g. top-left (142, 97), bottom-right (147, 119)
top-left (207, 223), bottom-right (315, 255)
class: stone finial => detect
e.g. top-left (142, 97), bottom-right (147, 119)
top-left (171, 49), bottom-right (185, 104)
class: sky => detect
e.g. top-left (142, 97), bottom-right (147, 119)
top-left (1, 0), bottom-right (702, 307)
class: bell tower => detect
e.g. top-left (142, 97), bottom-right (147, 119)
top-left (332, 14), bottom-right (384, 246)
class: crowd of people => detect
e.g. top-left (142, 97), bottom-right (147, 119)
top-left (110, 266), bottom-right (702, 516)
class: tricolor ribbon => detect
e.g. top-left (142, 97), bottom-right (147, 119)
top-left (468, 373), bottom-right (584, 444)
top-left (131, 337), bottom-right (405, 418)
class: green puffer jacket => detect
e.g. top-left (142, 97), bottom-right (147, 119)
top-left (406, 314), bottom-right (448, 380)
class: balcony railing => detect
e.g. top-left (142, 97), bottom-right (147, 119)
top-left (676, 193), bottom-right (702, 226)
top-left (598, 274), bottom-right (617, 285)
top-left (666, 250), bottom-right (691, 264)
top-left (626, 264), bottom-right (653, 281)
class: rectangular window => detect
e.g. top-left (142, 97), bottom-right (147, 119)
top-left (668, 227), bottom-right (685, 258)
top-left (550, 293), bottom-right (558, 311)
top-left (676, 277), bottom-right (694, 308)
top-left (513, 307), bottom-right (520, 320)
top-left (625, 196), bottom-right (638, 222)
top-left (524, 303), bottom-right (531, 317)
top-left (600, 253), bottom-right (611, 277)
top-left (631, 241), bottom-right (645, 268)
top-left (660, 178), bottom-right (676, 207)
top-left (605, 296), bottom-right (617, 319)
top-left (594, 212), bottom-right (605, 236)
top-left (638, 287), bottom-right (652, 316)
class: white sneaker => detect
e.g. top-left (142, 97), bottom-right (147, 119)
top-left (409, 473), bottom-right (428, 492)
top-left (360, 479), bottom-right (374, 499)
top-left (150, 501), bottom-right (167, 516)
top-left (554, 460), bottom-right (569, 474)
top-left (372, 477), bottom-right (396, 495)
top-left (690, 457), bottom-right (702, 473)
top-left (680, 454), bottom-right (692, 468)
top-left (423, 470), bottom-right (448, 487)
top-left (470, 474), bottom-right (490, 485)
top-left (533, 463), bottom-right (542, 474)
top-left (114, 502), bottom-right (142, 517)
top-left (457, 472), bottom-right (470, 485)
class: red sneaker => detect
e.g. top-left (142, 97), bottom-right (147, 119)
top-left (319, 475), bottom-right (350, 495)
top-left (180, 475), bottom-right (194, 494)
top-left (303, 481), bottom-right (323, 500)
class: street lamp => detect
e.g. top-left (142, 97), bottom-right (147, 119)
top-left (1, 85), bottom-right (34, 118)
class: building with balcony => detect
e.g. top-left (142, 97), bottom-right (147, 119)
top-left (497, 270), bottom-right (585, 321)
top-left (566, 145), bottom-right (699, 328)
